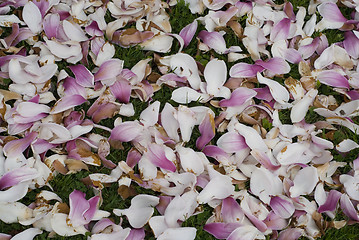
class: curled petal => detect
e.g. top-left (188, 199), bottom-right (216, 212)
top-left (11, 228), bottom-right (43, 240)
top-left (270, 18), bottom-right (291, 42)
top-left (229, 63), bottom-right (264, 78)
top-left (146, 144), bottom-right (176, 172)
top-left (219, 87), bottom-right (257, 107)
top-left (198, 30), bottom-right (227, 54)
top-left (343, 31), bottom-right (359, 59)
top-left (0, 167), bottom-right (38, 190)
top-left (340, 194), bottom-right (359, 221)
top-left (318, 2), bottom-right (347, 23)
top-left (43, 13), bottom-right (60, 39)
top-left (255, 58), bottom-right (290, 75)
top-left (290, 89), bottom-right (318, 123)
top-left (110, 121), bottom-right (143, 142)
top-left (317, 71), bottom-right (350, 89)
top-left (179, 20), bottom-right (198, 47)
top-left (318, 190), bottom-right (342, 213)
top-left (51, 95), bottom-right (87, 114)
top-left (257, 73), bottom-right (289, 104)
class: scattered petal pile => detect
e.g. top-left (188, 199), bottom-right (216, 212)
top-left (1, 0), bottom-right (359, 239)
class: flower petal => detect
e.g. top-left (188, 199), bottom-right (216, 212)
top-left (179, 20), bottom-right (198, 47)
top-left (69, 65), bottom-right (94, 88)
top-left (146, 143), bottom-right (176, 172)
top-left (198, 30), bottom-right (227, 54)
top-left (22, 2), bottom-right (42, 34)
top-left (255, 57), bottom-right (290, 75)
top-left (317, 71), bottom-right (350, 89)
top-left (290, 166), bottom-right (318, 198)
top-left (257, 72), bottom-right (289, 104)
top-left (51, 95), bottom-right (87, 114)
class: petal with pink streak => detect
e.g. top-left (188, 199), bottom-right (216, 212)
top-left (317, 190), bottom-right (341, 213)
top-left (318, 2), bottom-right (347, 23)
top-left (94, 59), bottom-right (124, 82)
top-left (204, 222), bottom-right (241, 239)
top-left (110, 121), bottom-right (143, 142)
top-left (126, 228), bottom-right (145, 240)
top-left (255, 57), bottom-right (290, 75)
top-left (270, 196), bottom-right (295, 219)
top-left (278, 228), bottom-right (304, 240)
top-left (69, 65), bottom-right (94, 88)
top-left (317, 71), bottom-right (350, 89)
top-left (264, 211), bottom-right (288, 230)
top-left (229, 63), bottom-right (264, 78)
top-left (343, 31), bottom-right (359, 59)
top-left (68, 190), bottom-right (91, 227)
top-left (3, 131), bottom-right (38, 158)
top-left (340, 194), bottom-right (359, 221)
top-left (146, 144), bottom-right (176, 172)
top-left (221, 197), bottom-right (245, 223)
top-left (85, 21), bottom-right (103, 37)
top-left (251, 150), bottom-right (280, 171)
top-left (126, 148), bottom-right (141, 169)
top-left (257, 72), bottom-right (289, 104)
top-left (179, 20), bottom-right (198, 47)
top-left (219, 87), bottom-right (257, 107)
top-left (0, 167), bottom-right (38, 190)
top-left (270, 18), bottom-right (291, 42)
top-left (196, 113), bottom-right (215, 150)
top-left (43, 13), bottom-right (59, 39)
top-left (217, 132), bottom-right (248, 153)
top-left (63, 20), bottom-right (88, 42)
top-left (51, 94), bottom-right (87, 114)
top-left (109, 77), bottom-right (131, 103)
top-left (198, 30), bottom-right (227, 54)
top-left (83, 196), bottom-right (100, 222)
top-left (227, 226), bottom-right (264, 240)
top-left (63, 77), bottom-right (86, 97)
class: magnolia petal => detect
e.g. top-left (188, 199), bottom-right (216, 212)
top-left (140, 35), bottom-right (173, 53)
top-left (16, 102), bottom-right (50, 117)
top-left (197, 174), bottom-right (234, 204)
top-left (51, 213), bottom-right (88, 236)
top-left (140, 101), bottom-right (160, 127)
top-left (23, 2), bottom-right (42, 34)
top-left (270, 196), bottom-right (295, 219)
top-left (290, 166), bottom-right (318, 198)
top-left (69, 65), bottom-right (94, 88)
top-left (63, 20), bottom-right (88, 42)
top-left (227, 226), bottom-right (265, 240)
top-left (0, 167), bottom-right (38, 190)
top-left (51, 95), bottom-right (87, 114)
top-left (317, 71), bottom-right (350, 89)
top-left (177, 106), bottom-right (197, 142)
top-left (0, 202), bottom-right (33, 224)
top-left (94, 59), bottom-right (124, 82)
top-left (198, 30), bottom-right (227, 54)
top-left (278, 228), bottom-right (304, 240)
top-left (270, 18), bottom-right (291, 42)
top-left (169, 53), bottom-right (201, 89)
top-left (3, 131), bottom-right (38, 158)
top-left (340, 194), bottom-right (359, 221)
top-left (204, 222), bottom-right (241, 239)
top-left (219, 87), bottom-right (257, 107)
top-left (204, 59), bottom-right (227, 96)
top-left (161, 103), bottom-right (180, 142)
top-left (257, 73), bottom-right (289, 104)
top-left (234, 122), bottom-right (268, 152)
top-left (158, 227), bottom-right (196, 240)
top-left (196, 113), bottom-right (215, 150)
top-left (109, 77), bottom-right (131, 103)
top-left (113, 194), bottom-right (159, 228)
top-left (276, 142), bottom-right (312, 165)
top-left (318, 190), bottom-right (342, 213)
top-left (146, 143), bottom-right (176, 172)
top-left (255, 58), bottom-right (290, 75)
top-left (11, 228), bottom-right (43, 240)
top-left (177, 146), bottom-right (205, 175)
top-left (229, 63), bottom-right (263, 78)
top-left (43, 13), bottom-right (60, 39)
top-left (290, 89), bottom-right (318, 123)
top-left (250, 167), bottom-right (283, 204)
top-left (314, 45), bottom-right (334, 69)
top-left (336, 139), bottom-right (359, 152)
top-left (340, 174), bottom-right (359, 201)
top-left (171, 87), bottom-right (209, 104)
top-left (179, 20), bottom-right (198, 47)
top-left (110, 121), bottom-right (143, 142)
top-left (217, 132), bottom-right (248, 153)
top-left (343, 31), bottom-right (359, 59)
top-left (318, 2), bottom-right (347, 23)
top-left (69, 190), bottom-right (91, 227)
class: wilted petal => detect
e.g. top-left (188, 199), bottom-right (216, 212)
top-left (69, 65), bottom-right (94, 88)
top-left (146, 144), bottom-right (176, 172)
top-left (317, 71), bottom-right (350, 89)
top-left (51, 95), bottom-right (87, 114)
top-left (255, 58), bottom-right (290, 75)
top-left (290, 166), bottom-right (318, 198)
top-left (257, 73), bottom-right (289, 104)
top-left (179, 20), bottom-right (198, 47)
top-left (270, 18), bottom-right (291, 42)
top-left (51, 213), bottom-right (87, 236)
top-left (270, 196), bottom-right (295, 219)
top-left (229, 63), bottom-right (263, 78)
top-left (23, 2), bottom-right (42, 34)
top-left (198, 30), bottom-right (227, 54)
top-left (0, 202), bottom-right (33, 224)
top-left (113, 194), bottom-right (159, 228)
top-left (250, 167), bottom-right (283, 204)
top-left (219, 87), bottom-right (257, 107)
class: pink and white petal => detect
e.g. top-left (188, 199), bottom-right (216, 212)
top-left (22, 2), bottom-right (42, 34)
top-left (94, 59), bottom-right (124, 82)
top-left (270, 18), bottom-right (291, 42)
top-left (290, 166), bottom-right (319, 198)
top-left (43, 13), bottom-right (59, 39)
top-left (234, 122), bottom-right (268, 152)
top-left (69, 190), bottom-right (91, 227)
top-left (343, 31), bottom-right (359, 59)
top-left (257, 73), bottom-right (289, 104)
top-left (179, 20), bottom-right (198, 47)
top-left (227, 226), bottom-right (265, 240)
top-left (270, 196), bottom-right (295, 219)
top-left (204, 222), bottom-right (241, 239)
top-left (221, 197), bottom-right (246, 223)
top-left (3, 131), bottom-right (38, 158)
top-left (69, 65), bottom-right (94, 88)
top-left (278, 228), bottom-right (304, 240)
top-left (196, 113), bottom-right (215, 150)
top-left (340, 175), bottom-right (359, 201)
top-left (340, 194), bottom-right (359, 221)
top-left (51, 213), bottom-right (88, 236)
top-left (149, 216), bottom-right (168, 237)
top-left (63, 20), bottom-right (88, 42)
top-left (126, 228), bottom-right (145, 240)
top-left (84, 196), bottom-right (100, 222)
top-left (217, 132), bottom-right (248, 153)
top-left (169, 53), bottom-right (201, 90)
top-left (51, 95), bottom-right (87, 114)
top-left (317, 190), bottom-right (341, 213)
top-left (318, 2), bottom-right (347, 23)
top-left (204, 59), bottom-right (227, 96)
top-left (140, 35), bottom-right (173, 53)
top-left (109, 77), bottom-right (131, 103)
top-left (146, 144), bottom-right (176, 172)
top-left (197, 174), bottom-right (234, 204)
top-left (0, 233), bottom-right (11, 240)
top-left (264, 211), bottom-right (288, 230)
top-left (290, 89), bottom-right (318, 123)
top-left (229, 62), bottom-right (264, 78)
top-left (336, 139), bottom-right (359, 152)
top-left (140, 101), bottom-right (160, 127)
top-left (317, 71), bottom-right (350, 89)
top-left (11, 228), bottom-right (43, 240)
top-left (314, 45), bottom-right (334, 69)
top-left (157, 227), bottom-right (196, 240)
top-left (177, 146), bottom-right (204, 175)
top-left (110, 121), bottom-right (143, 142)
top-left (251, 150), bottom-right (280, 171)
top-left (0, 182), bottom-right (30, 202)
top-left (219, 87), bottom-right (257, 107)
top-left (0, 202), bottom-right (33, 224)
top-left (250, 167), bottom-right (283, 204)
top-left (198, 30), bottom-right (227, 54)
top-left (255, 58), bottom-right (290, 75)
top-left (16, 102), bottom-right (50, 117)
top-left (0, 167), bottom-right (38, 190)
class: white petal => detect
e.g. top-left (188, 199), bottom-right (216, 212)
top-left (11, 228), bottom-right (43, 240)
top-left (204, 59), bottom-right (227, 96)
top-left (290, 89), bottom-right (318, 123)
top-left (197, 174), bottom-right (234, 204)
top-left (337, 139), bottom-right (359, 152)
top-left (140, 35), bottom-right (173, 53)
top-left (140, 101), bottom-right (160, 127)
top-left (290, 166), bottom-right (318, 198)
top-left (234, 122), bottom-right (268, 152)
top-left (63, 20), bottom-right (88, 42)
top-left (257, 72), bottom-right (289, 104)
top-left (23, 2), bottom-right (42, 34)
top-left (177, 105), bottom-right (198, 142)
top-left (51, 213), bottom-right (87, 236)
top-left (0, 202), bottom-right (33, 223)
top-left (171, 87), bottom-right (209, 104)
top-left (176, 146), bottom-right (205, 175)
top-left (158, 227), bottom-right (196, 240)
top-left (169, 53), bottom-right (201, 90)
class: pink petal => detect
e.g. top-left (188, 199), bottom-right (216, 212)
top-left (219, 87), bottom-right (257, 107)
top-left (264, 211), bottom-right (288, 230)
top-left (63, 77), bottom-right (86, 97)
top-left (0, 167), bottom-right (38, 190)
top-left (51, 94), bottom-right (87, 114)
top-left (94, 59), bottom-right (124, 82)
top-left (83, 196), bottom-right (100, 222)
top-left (284, 2), bottom-right (295, 21)
top-left (198, 30), bottom-right (227, 54)
top-left (3, 131), bottom-right (38, 158)
top-left (69, 65), bottom-right (94, 88)
top-left (340, 194), bottom-right (359, 221)
top-left (146, 144), bottom-right (176, 172)
top-left (204, 223), bottom-right (241, 239)
top-left (318, 2), bottom-right (347, 23)
top-left (270, 18), bottom-right (291, 42)
top-left (343, 31), bottom-right (359, 59)
top-left (43, 13), bottom-right (59, 39)
top-left (229, 63), bottom-right (264, 78)
top-left (270, 196), bottom-right (295, 219)
top-left (318, 190), bottom-right (341, 213)
top-left (255, 57), bottom-right (290, 75)
top-left (85, 21), bottom-right (103, 37)
top-left (126, 228), bottom-right (145, 240)
top-left (251, 150), bottom-right (280, 171)
top-left (217, 132), bottom-right (248, 153)
top-left (202, 145), bottom-right (229, 162)
top-left (126, 148), bottom-right (142, 168)
top-left (298, 38), bottom-right (320, 59)
top-left (179, 20), bottom-right (198, 47)
top-left (110, 121), bottom-right (143, 142)
top-left (317, 71), bottom-right (350, 89)
top-left (221, 197), bottom-right (245, 223)
top-left (69, 190), bottom-right (91, 227)
top-left (278, 228), bottom-right (304, 240)
top-left (109, 77), bottom-right (131, 103)
top-left (196, 113), bottom-right (215, 150)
